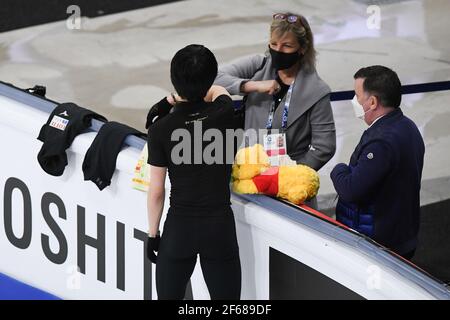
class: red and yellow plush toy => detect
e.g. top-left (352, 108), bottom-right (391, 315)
top-left (232, 144), bottom-right (320, 204)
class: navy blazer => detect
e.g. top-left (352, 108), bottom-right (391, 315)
top-left (331, 109), bottom-right (425, 255)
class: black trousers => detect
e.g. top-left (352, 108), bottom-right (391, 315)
top-left (156, 207), bottom-right (241, 300)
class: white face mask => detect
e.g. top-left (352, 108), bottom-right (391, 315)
top-left (351, 95), bottom-right (370, 121)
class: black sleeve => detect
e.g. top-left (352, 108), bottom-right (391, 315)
top-left (330, 140), bottom-right (394, 203)
top-left (213, 94), bottom-right (234, 110)
top-left (147, 125), bottom-right (168, 167)
top-left (213, 94), bottom-right (242, 129)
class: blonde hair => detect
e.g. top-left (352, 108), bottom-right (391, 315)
top-left (270, 13), bottom-right (316, 73)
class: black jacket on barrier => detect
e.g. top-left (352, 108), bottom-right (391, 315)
top-left (82, 121), bottom-right (146, 190)
top-left (37, 102), bottom-right (107, 176)
top-left (331, 109), bottom-right (425, 255)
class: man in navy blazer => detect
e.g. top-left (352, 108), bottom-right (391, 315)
top-left (331, 66), bottom-right (425, 259)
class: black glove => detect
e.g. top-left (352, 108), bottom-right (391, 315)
top-left (146, 234), bottom-right (161, 264)
top-left (26, 85), bottom-right (46, 97)
top-left (145, 97), bottom-right (173, 129)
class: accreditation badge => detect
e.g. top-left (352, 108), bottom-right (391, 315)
top-left (263, 133), bottom-right (287, 166)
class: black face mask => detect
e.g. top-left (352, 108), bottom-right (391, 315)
top-left (269, 47), bottom-right (301, 71)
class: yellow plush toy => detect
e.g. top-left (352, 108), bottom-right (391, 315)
top-left (232, 144), bottom-right (320, 205)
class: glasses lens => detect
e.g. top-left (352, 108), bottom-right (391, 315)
top-left (287, 15), bottom-right (298, 23)
top-left (273, 13), bottom-right (286, 20)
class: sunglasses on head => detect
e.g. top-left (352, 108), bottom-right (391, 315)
top-left (273, 13), bottom-right (306, 27)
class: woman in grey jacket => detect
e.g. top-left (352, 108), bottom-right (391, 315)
top-left (215, 13), bottom-right (336, 171)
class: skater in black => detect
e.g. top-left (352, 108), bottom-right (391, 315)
top-left (146, 44), bottom-right (241, 300)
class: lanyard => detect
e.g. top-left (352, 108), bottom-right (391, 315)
top-left (266, 80), bottom-right (295, 132)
